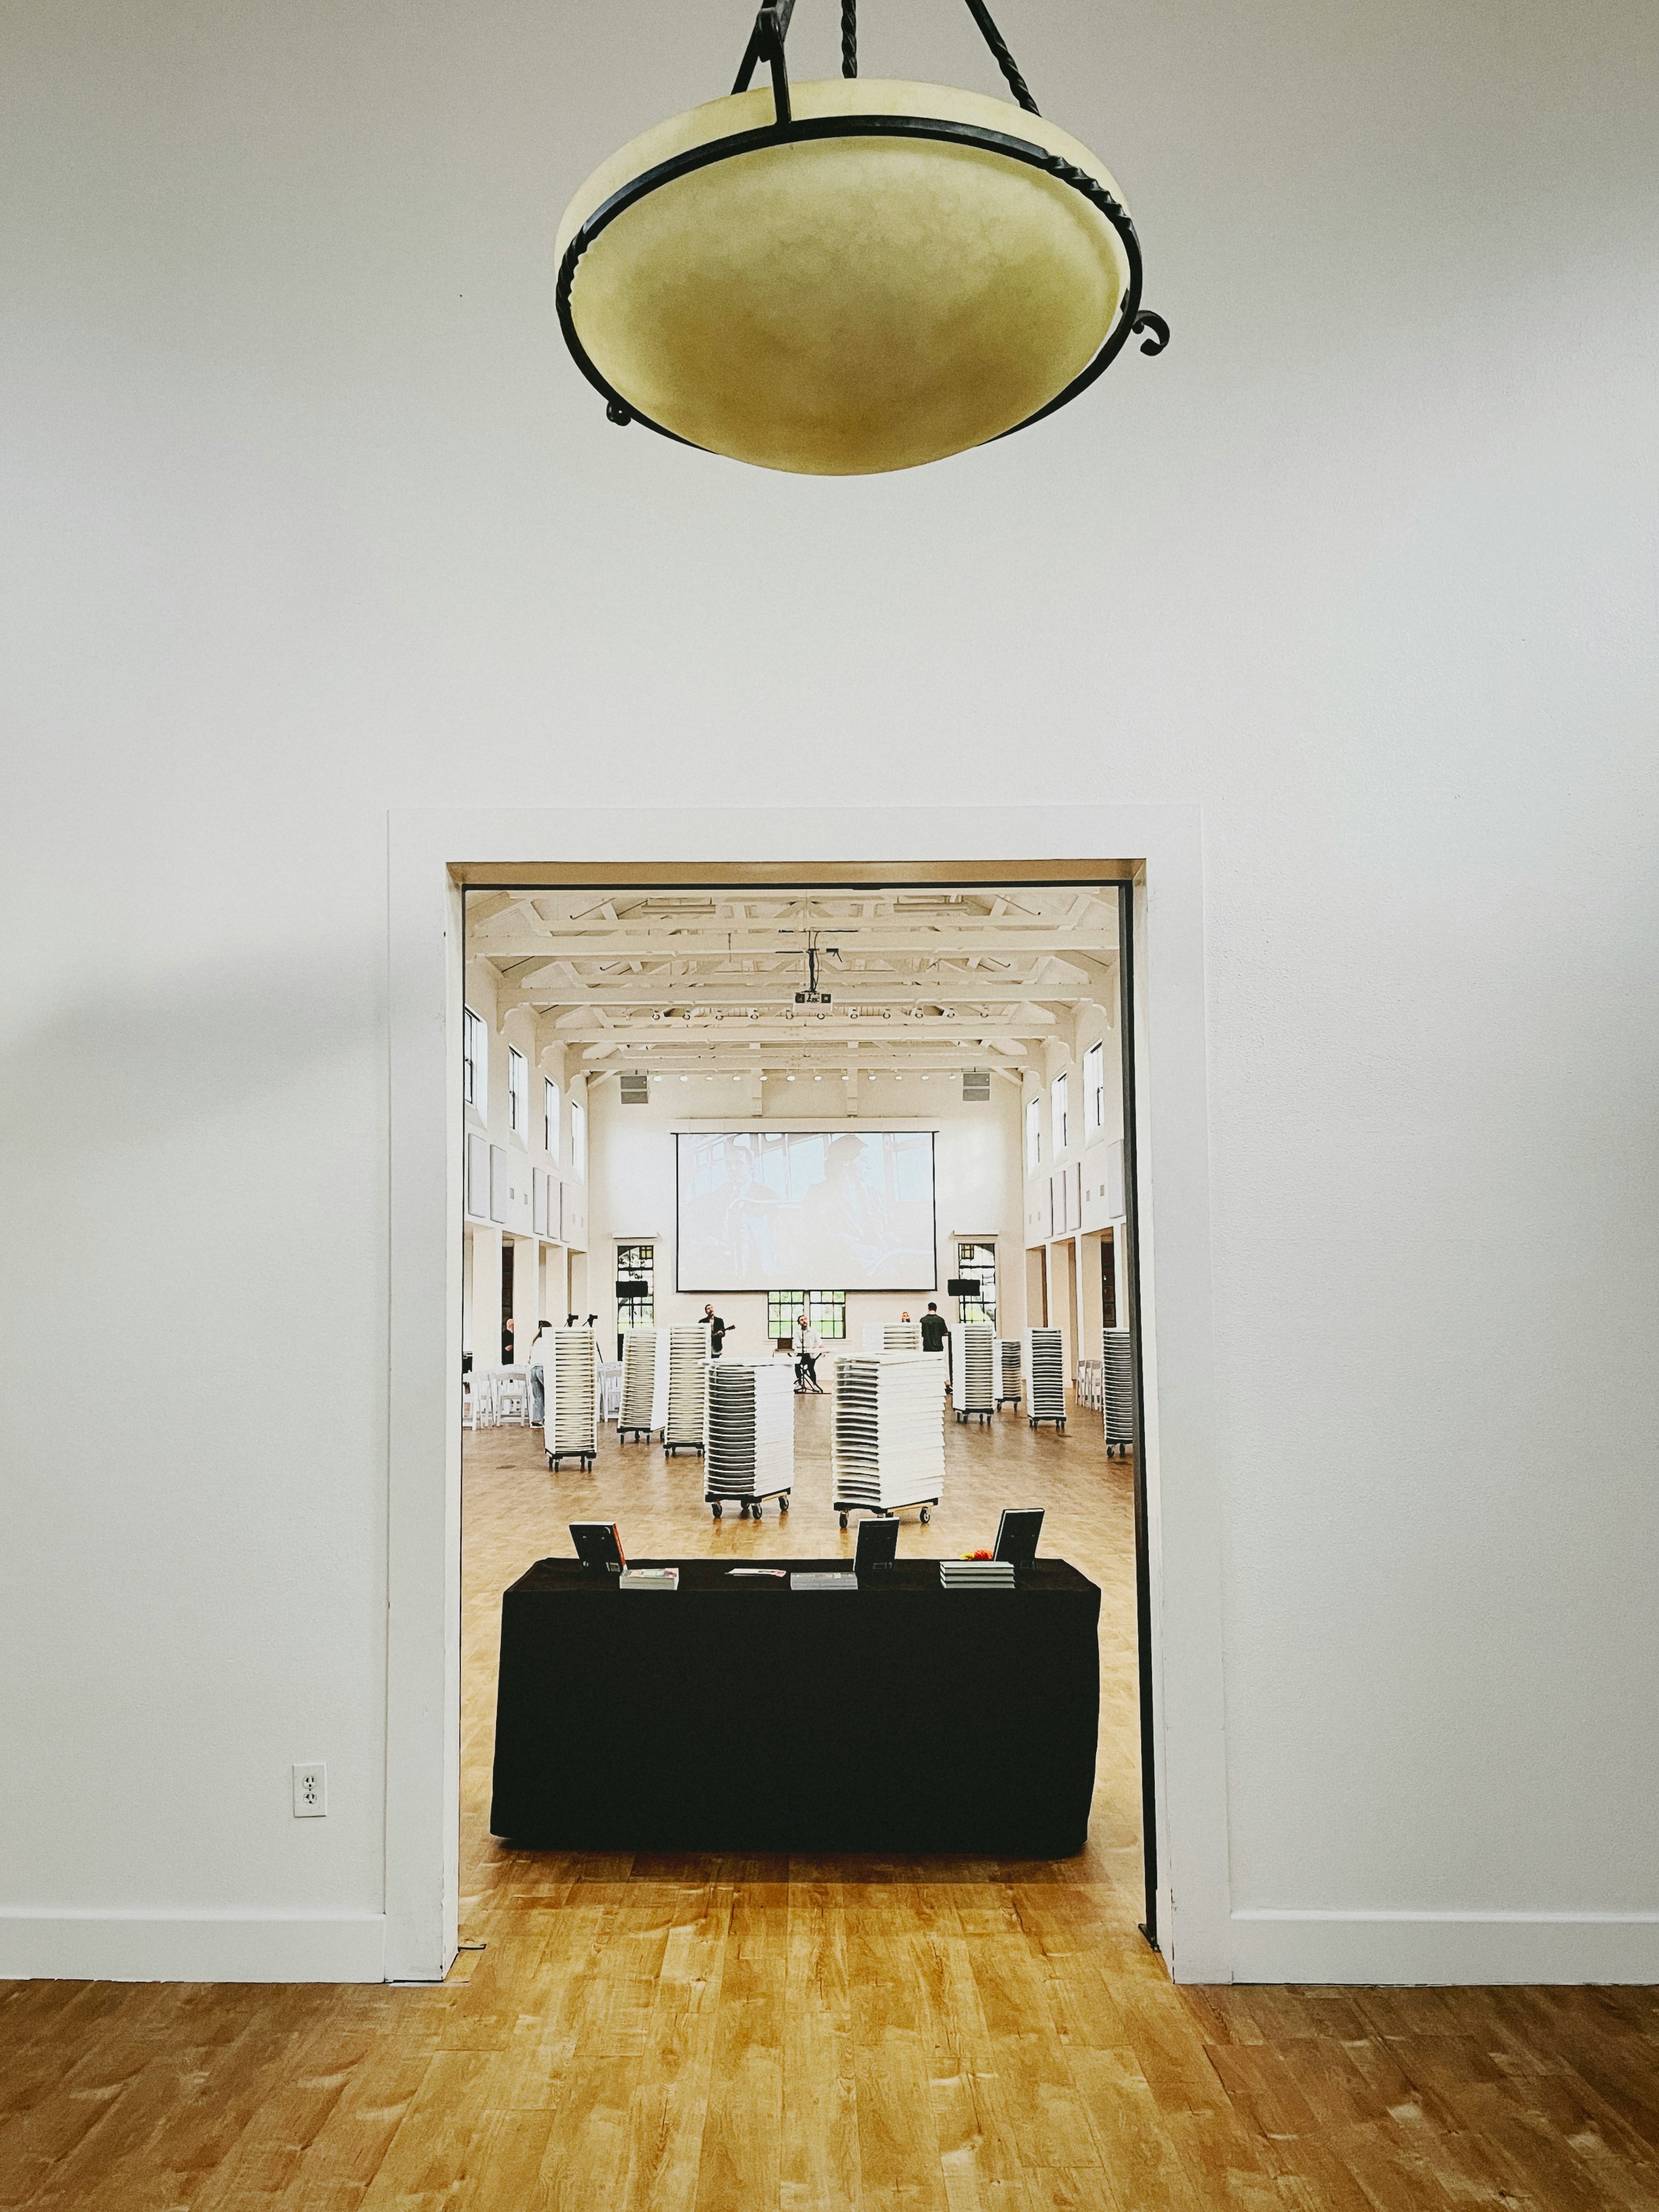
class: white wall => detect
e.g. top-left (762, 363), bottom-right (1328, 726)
top-left (2, 0), bottom-right (1656, 1979)
top-left (460, 958), bottom-right (583, 1361)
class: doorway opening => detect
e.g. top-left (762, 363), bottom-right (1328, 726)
top-left (454, 871), bottom-right (1159, 1945)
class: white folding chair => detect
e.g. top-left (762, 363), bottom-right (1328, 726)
top-left (597, 1361), bottom-right (623, 1424)
top-left (495, 1368), bottom-right (530, 1426)
top-left (470, 1369), bottom-right (499, 1429)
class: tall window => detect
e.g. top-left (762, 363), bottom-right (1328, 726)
top-left (767, 1289), bottom-right (847, 1339)
top-left (617, 1243), bottom-right (653, 1327)
top-left (463, 1007), bottom-right (487, 1115)
top-left (1024, 1095), bottom-right (1041, 1174)
top-left (1084, 1040), bottom-right (1106, 1137)
top-left (507, 1046), bottom-right (528, 1135)
top-left (571, 1098), bottom-right (586, 1181)
top-left (1052, 1071), bottom-right (1069, 1156)
top-left (956, 1241), bottom-right (997, 1328)
top-left (543, 1076), bottom-right (561, 1160)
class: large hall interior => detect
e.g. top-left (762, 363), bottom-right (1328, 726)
top-left (457, 873), bottom-right (1148, 1884)
top-left (461, 877), bottom-right (1133, 1498)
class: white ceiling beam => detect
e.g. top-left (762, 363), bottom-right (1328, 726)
top-left (511, 984), bottom-right (1063, 1013)
top-left (555, 1015), bottom-right (1055, 1040)
top-left (470, 929), bottom-right (1117, 961)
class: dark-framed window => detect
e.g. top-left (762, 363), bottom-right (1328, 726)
top-left (767, 1288), bottom-right (847, 1339)
top-left (956, 1241), bottom-right (997, 1328)
top-left (617, 1243), bottom-right (654, 1327)
top-left (463, 1007), bottom-right (487, 1115)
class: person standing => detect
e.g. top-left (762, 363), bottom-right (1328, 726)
top-left (919, 1299), bottom-right (950, 1393)
top-left (702, 1303), bottom-right (730, 1357)
top-left (793, 1310), bottom-right (823, 1393)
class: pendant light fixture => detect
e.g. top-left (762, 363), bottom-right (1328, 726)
top-left (555, 0), bottom-right (1168, 475)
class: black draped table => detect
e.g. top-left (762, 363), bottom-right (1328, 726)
top-left (490, 1556), bottom-right (1100, 1857)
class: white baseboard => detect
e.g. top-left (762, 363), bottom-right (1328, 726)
top-left (1229, 1909), bottom-right (1659, 1985)
top-left (0, 1910), bottom-right (387, 1983)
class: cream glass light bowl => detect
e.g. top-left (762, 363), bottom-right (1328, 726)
top-left (555, 75), bottom-right (1159, 476)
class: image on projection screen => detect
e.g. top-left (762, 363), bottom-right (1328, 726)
top-left (676, 1130), bottom-right (937, 1293)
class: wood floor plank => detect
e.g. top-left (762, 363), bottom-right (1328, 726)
top-left (613, 1884), bottom-right (730, 2212)
top-left (692, 1888), bottom-right (786, 2212)
top-left (780, 1893), bottom-right (859, 2212)
top-left (847, 1911), bottom-right (950, 2212)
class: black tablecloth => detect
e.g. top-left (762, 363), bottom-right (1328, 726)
top-left (489, 1556), bottom-right (1101, 1856)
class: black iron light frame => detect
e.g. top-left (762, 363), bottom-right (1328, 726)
top-left (556, 0), bottom-right (1169, 452)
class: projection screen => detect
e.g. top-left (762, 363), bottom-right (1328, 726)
top-left (675, 1130), bottom-right (937, 1293)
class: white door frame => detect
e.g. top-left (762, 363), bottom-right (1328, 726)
top-left (385, 805), bottom-right (1228, 1983)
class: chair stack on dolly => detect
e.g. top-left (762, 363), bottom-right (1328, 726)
top-left (862, 1322), bottom-right (923, 1353)
top-left (617, 1326), bottom-right (669, 1443)
top-left (703, 1359), bottom-right (794, 1520)
top-left (1103, 1327), bottom-right (1135, 1458)
top-left (996, 1338), bottom-right (1023, 1410)
top-left (544, 1327), bottom-right (600, 1471)
top-left (663, 1327), bottom-right (707, 1457)
top-left (831, 1351), bottom-right (944, 1528)
top-left (950, 1323), bottom-right (996, 1424)
top-left (1024, 1327), bottom-right (1067, 1430)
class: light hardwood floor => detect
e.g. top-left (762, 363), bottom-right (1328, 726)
top-left (4, 1393), bottom-right (1657, 2210)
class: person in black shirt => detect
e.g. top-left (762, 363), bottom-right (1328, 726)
top-left (919, 1300), bottom-right (951, 1395)
top-left (702, 1304), bottom-right (730, 1357)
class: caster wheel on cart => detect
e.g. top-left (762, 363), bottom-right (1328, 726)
top-left (711, 1503), bottom-right (723, 1520)
top-left (839, 1511), bottom-right (849, 1530)
top-left (919, 1506), bottom-right (932, 1524)
top-left (779, 1496), bottom-right (790, 1514)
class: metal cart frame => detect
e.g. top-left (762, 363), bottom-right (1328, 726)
top-left (707, 1486), bottom-right (792, 1520)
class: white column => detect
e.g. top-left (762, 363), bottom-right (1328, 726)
top-left (541, 1243), bottom-right (568, 1324)
top-left (471, 1226), bottom-right (503, 1370)
top-left (512, 1235), bottom-right (539, 1363)
top-left (1047, 1238), bottom-right (1077, 1383)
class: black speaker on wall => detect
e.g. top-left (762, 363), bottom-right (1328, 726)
top-left (946, 1277), bottom-right (981, 1298)
top-left (616, 1279), bottom-right (649, 1300)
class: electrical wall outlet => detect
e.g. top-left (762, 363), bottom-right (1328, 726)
top-left (292, 1762), bottom-right (327, 1818)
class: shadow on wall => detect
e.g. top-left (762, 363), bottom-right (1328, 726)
top-left (0, 948), bottom-right (377, 1154)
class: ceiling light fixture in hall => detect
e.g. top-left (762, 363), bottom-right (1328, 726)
top-left (555, 0), bottom-right (1168, 475)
